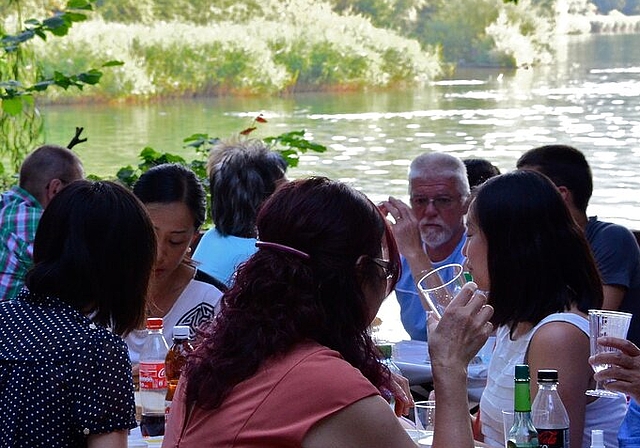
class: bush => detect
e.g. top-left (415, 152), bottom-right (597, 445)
top-left (31, 6), bottom-right (441, 101)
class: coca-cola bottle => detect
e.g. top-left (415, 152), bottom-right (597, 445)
top-left (532, 369), bottom-right (570, 448)
top-left (165, 325), bottom-right (193, 420)
top-left (139, 317), bottom-right (169, 437)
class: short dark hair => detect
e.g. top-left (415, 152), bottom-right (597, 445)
top-left (185, 177), bottom-right (400, 409)
top-left (516, 145), bottom-right (593, 212)
top-left (472, 170), bottom-right (602, 335)
top-left (133, 163), bottom-right (207, 229)
top-left (19, 144), bottom-right (83, 203)
top-left (26, 181), bottom-right (156, 336)
top-left (208, 138), bottom-right (287, 238)
top-left (463, 158), bottom-right (500, 189)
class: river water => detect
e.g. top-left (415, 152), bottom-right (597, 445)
top-left (41, 33), bottom-right (640, 230)
top-left (38, 32), bottom-right (640, 340)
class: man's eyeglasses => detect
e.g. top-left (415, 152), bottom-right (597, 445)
top-left (410, 195), bottom-right (460, 211)
top-left (371, 257), bottom-right (394, 279)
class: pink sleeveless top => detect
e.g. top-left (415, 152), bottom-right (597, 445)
top-left (163, 341), bottom-right (380, 447)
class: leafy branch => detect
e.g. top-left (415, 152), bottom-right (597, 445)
top-left (1, 0), bottom-right (96, 53)
top-left (115, 115), bottom-right (327, 190)
top-left (0, 0), bottom-right (124, 170)
top-left (1, 61), bottom-right (124, 116)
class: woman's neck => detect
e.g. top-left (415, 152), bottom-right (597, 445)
top-left (147, 263), bottom-right (195, 318)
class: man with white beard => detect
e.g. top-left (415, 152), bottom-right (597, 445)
top-left (381, 153), bottom-right (470, 340)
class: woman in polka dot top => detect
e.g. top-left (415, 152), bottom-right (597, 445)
top-left (0, 180), bottom-right (156, 448)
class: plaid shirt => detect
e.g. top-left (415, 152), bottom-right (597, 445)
top-left (0, 186), bottom-right (42, 301)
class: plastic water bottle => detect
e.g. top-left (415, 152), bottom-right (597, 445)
top-left (164, 325), bottom-right (193, 420)
top-left (507, 364), bottom-right (539, 448)
top-left (532, 369), bottom-right (570, 448)
top-left (139, 317), bottom-right (169, 437)
top-left (590, 430), bottom-right (605, 448)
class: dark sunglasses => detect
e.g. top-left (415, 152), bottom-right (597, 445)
top-left (371, 257), bottom-right (394, 279)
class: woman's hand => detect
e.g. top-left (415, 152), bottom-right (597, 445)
top-left (428, 282), bottom-right (494, 371)
top-left (388, 370), bottom-right (414, 417)
top-left (427, 282), bottom-right (493, 448)
top-left (590, 336), bottom-right (640, 402)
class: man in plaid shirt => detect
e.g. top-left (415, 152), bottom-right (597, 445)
top-left (0, 145), bottom-right (83, 301)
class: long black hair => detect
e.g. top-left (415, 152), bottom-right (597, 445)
top-left (26, 180), bottom-right (156, 336)
top-left (472, 170), bottom-right (602, 336)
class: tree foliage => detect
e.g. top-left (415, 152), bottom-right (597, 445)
top-left (1, 0), bottom-right (121, 169)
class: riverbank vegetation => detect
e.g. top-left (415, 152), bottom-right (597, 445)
top-left (5, 0), bottom-right (640, 106)
top-left (4, 0), bottom-right (564, 105)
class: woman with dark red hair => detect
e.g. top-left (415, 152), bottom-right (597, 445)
top-left (164, 177), bottom-right (492, 448)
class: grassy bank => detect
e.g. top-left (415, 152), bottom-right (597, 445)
top-left (17, 0), bottom-right (569, 102)
top-left (32, 9), bottom-right (442, 102)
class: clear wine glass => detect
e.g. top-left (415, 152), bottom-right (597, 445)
top-left (416, 263), bottom-right (466, 319)
top-left (586, 309), bottom-right (632, 398)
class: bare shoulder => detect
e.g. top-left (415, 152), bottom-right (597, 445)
top-left (527, 317), bottom-right (591, 385)
top-left (302, 395), bottom-right (417, 448)
top-left (532, 318), bottom-right (588, 347)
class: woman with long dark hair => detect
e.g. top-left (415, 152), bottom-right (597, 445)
top-left (0, 180), bottom-right (156, 447)
top-left (163, 177), bottom-right (493, 448)
top-left (468, 170), bottom-right (627, 448)
top-left (127, 163), bottom-right (223, 365)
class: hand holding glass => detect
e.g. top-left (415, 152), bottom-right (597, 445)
top-left (417, 264), bottom-right (466, 319)
top-left (586, 309), bottom-right (632, 398)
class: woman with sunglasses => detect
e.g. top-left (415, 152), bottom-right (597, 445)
top-left (163, 177), bottom-right (493, 448)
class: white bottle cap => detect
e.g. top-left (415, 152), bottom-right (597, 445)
top-left (173, 325), bottom-right (190, 339)
top-left (590, 429), bottom-right (605, 448)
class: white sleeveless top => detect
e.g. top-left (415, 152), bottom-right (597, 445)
top-left (126, 278), bottom-right (221, 365)
top-left (480, 312), bottom-right (627, 448)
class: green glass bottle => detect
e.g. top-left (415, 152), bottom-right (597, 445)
top-left (507, 365), bottom-right (539, 448)
top-left (376, 343), bottom-right (402, 409)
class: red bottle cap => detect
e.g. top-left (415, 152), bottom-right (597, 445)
top-left (146, 317), bottom-right (163, 329)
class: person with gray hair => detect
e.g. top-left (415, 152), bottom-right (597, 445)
top-left (193, 137), bottom-right (287, 287)
top-left (381, 152), bottom-right (470, 340)
top-left (0, 144), bottom-right (84, 301)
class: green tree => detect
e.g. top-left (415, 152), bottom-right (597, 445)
top-left (0, 0), bottom-right (121, 170)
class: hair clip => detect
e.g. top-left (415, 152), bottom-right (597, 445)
top-left (255, 241), bottom-right (310, 260)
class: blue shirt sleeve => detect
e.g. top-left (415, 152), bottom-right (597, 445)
top-left (619, 399), bottom-right (640, 448)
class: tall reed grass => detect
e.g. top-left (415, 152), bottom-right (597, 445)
top-left (30, 2), bottom-right (442, 101)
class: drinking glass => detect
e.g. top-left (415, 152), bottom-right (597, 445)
top-left (501, 410), bottom-right (514, 447)
top-left (416, 264), bottom-right (466, 319)
top-left (586, 309), bottom-right (632, 398)
top-left (414, 400), bottom-right (436, 446)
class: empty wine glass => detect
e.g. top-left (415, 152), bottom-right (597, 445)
top-left (586, 309), bottom-right (632, 398)
top-left (417, 264), bottom-right (466, 320)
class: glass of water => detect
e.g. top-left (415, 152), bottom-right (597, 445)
top-left (586, 309), bottom-right (632, 398)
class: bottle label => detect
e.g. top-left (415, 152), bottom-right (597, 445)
top-left (537, 428), bottom-right (569, 448)
top-left (140, 361), bottom-right (167, 389)
top-left (507, 442), bottom-right (538, 448)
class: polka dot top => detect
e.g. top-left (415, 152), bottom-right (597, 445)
top-left (0, 288), bottom-right (137, 447)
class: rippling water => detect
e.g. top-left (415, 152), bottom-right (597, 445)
top-left (41, 33), bottom-right (640, 228)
